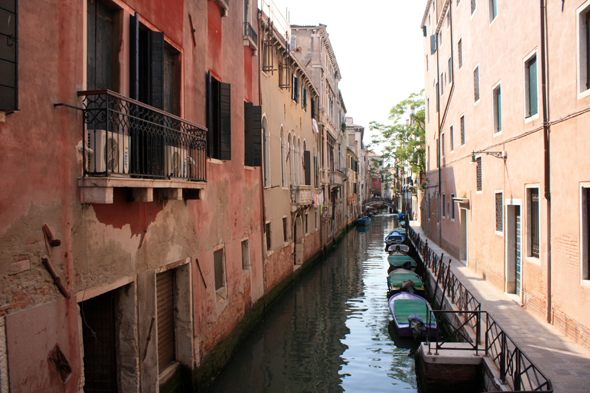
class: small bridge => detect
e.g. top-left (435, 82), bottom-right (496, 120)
top-left (362, 198), bottom-right (397, 213)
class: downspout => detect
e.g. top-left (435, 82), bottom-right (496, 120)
top-left (540, 0), bottom-right (552, 323)
top-left (258, 16), bottom-right (267, 267)
top-left (435, 19), bottom-right (442, 248)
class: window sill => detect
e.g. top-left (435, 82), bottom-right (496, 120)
top-left (493, 130), bottom-right (503, 137)
top-left (495, 230), bottom-right (503, 237)
top-left (524, 113), bottom-right (539, 124)
top-left (159, 361), bottom-right (180, 385)
top-left (216, 287), bottom-right (227, 303)
top-left (581, 279), bottom-right (590, 289)
top-left (525, 256), bottom-right (541, 266)
top-left (78, 177), bottom-right (205, 204)
top-left (577, 88), bottom-right (590, 100)
top-left (208, 158), bottom-right (224, 165)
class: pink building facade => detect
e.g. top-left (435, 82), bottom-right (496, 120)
top-left (422, 0), bottom-right (590, 350)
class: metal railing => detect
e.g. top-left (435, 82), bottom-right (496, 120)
top-left (79, 90), bottom-right (207, 182)
top-left (243, 22), bottom-right (258, 46)
top-left (408, 226), bottom-right (553, 392)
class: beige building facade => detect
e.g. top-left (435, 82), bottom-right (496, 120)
top-left (422, 0), bottom-right (590, 349)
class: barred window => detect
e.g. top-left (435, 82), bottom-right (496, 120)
top-left (528, 189), bottom-right (540, 258)
top-left (476, 157), bottom-right (482, 191)
top-left (458, 39), bottom-right (463, 69)
top-left (495, 192), bottom-right (503, 232)
top-left (474, 66), bottom-right (480, 102)
top-left (460, 115), bottom-right (465, 145)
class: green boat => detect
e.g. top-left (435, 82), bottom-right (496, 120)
top-left (387, 269), bottom-right (424, 297)
top-left (387, 254), bottom-right (417, 271)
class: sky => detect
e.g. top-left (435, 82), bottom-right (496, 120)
top-left (268, 0), bottom-right (427, 148)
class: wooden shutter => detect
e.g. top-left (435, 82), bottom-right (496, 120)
top-left (219, 82), bottom-right (231, 160)
top-left (528, 57), bottom-right (538, 116)
top-left (430, 34), bottom-right (437, 55)
top-left (0, 0), bottom-right (17, 110)
top-left (206, 71), bottom-right (214, 157)
top-left (150, 31), bottom-right (164, 110)
top-left (157, 270), bottom-right (176, 372)
top-left (244, 102), bottom-right (262, 166)
top-left (304, 150), bottom-right (311, 185)
top-left (130, 13), bottom-right (139, 100)
top-left (314, 156), bottom-right (318, 187)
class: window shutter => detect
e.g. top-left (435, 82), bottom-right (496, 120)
top-left (529, 57), bottom-right (538, 116)
top-left (430, 34), bottom-right (437, 55)
top-left (130, 13), bottom-right (139, 100)
top-left (0, 0), bottom-right (17, 110)
top-left (149, 31), bottom-right (164, 109)
top-left (314, 156), bottom-right (318, 187)
top-left (476, 157), bottom-right (482, 191)
top-left (206, 71), bottom-right (214, 157)
top-left (244, 103), bottom-right (262, 167)
top-left (497, 88), bottom-right (502, 132)
top-left (304, 150), bottom-right (311, 185)
top-left (244, 102), bottom-right (252, 166)
top-left (474, 67), bottom-right (480, 102)
top-left (436, 83), bottom-right (440, 112)
top-left (156, 270), bottom-right (176, 372)
top-left (448, 57), bottom-right (453, 84)
top-left (311, 98), bottom-right (316, 118)
top-left (219, 82), bottom-right (232, 160)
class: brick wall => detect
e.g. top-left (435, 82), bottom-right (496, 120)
top-left (553, 308), bottom-right (590, 351)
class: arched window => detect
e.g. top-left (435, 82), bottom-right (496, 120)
top-left (262, 117), bottom-right (270, 187)
top-left (280, 127), bottom-right (286, 188)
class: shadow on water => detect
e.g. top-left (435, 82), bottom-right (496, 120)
top-left (205, 215), bottom-right (420, 393)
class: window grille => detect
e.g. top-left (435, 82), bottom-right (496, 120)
top-left (496, 193), bottom-right (503, 232)
top-left (460, 115), bottom-right (465, 145)
top-left (476, 157), bottom-right (482, 191)
top-left (530, 189), bottom-right (540, 258)
top-left (474, 66), bottom-right (480, 102)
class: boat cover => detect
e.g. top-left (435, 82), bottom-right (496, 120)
top-left (387, 271), bottom-right (424, 289)
top-left (387, 255), bottom-right (417, 268)
top-left (393, 299), bottom-right (434, 325)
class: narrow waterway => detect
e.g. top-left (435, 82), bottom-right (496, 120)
top-left (205, 214), bottom-right (420, 393)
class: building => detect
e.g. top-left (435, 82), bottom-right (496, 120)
top-left (0, 0), bottom-right (266, 390)
top-left (421, 0), bottom-right (590, 350)
top-left (290, 24), bottom-right (348, 244)
top-left (259, 1), bottom-right (322, 288)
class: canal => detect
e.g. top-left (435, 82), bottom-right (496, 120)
top-left (205, 213), bottom-right (421, 392)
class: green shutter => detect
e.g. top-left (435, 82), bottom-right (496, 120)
top-left (448, 57), bottom-right (453, 84)
top-left (529, 57), bottom-right (538, 116)
top-left (430, 35), bottom-right (437, 55)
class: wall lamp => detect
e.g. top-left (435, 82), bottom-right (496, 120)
top-left (471, 150), bottom-right (507, 162)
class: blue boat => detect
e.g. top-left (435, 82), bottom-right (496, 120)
top-left (356, 216), bottom-right (371, 226)
top-left (385, 230), bottom-right (405, 246)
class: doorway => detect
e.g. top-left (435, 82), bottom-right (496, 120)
top-left (506, 205), bottom-right (522, 295)
top-left (460, 208), bottom-right (468, 262)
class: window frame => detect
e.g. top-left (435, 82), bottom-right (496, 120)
top-left (577, 1), bottom-right (590, 98)
top-left (524, 51), bottom-right (539, 121)
top-left (493, 82), bottom-right (502, 135)
top-left (213, 246), bottom-right (227, 301)
top-left (526, 185), bottom-right (541, 262)
top-left (476, 156), bottom-right (482, 193)
top-left (460, 114), bottom-right (466, 146)
top-left (450, 125), bottom-right (455, 152)
top-left (241, 238), bottom-right (250, 271)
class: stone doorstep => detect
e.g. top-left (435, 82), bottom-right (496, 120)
top-left (420, 343), bottom-right (484, 365)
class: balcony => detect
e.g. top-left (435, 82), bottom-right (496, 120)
top-left (290, 185), bottom-right (313, 211)
top-left (78, 90), bottom-right (207, 204)
top-left (243, 22), bottom-right (258, 52)
top-left (329, 170), bottom-right (343, 185)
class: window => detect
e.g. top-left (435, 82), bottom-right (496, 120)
top-left (436, 82), bottom-right (440, 112)
top-left (525, 54), bottom-right (538, 118)
top-left (451, 193), bottom-right (456, 220)
top-left (207, 73), bottom-right (231, 159)
top-left (0, 0), bottom-right (18, 111)
top-left (292, 74), bottom-right (300, 103)
top-left (302, 85), bottom-right (307, 110)
top-left (450, 125), bottom-right (454, 151)
top-left (460, 115), bottom-right (465, 145)
top-left (241, 239), bottom-right (250, 270)
top-left (305, 213), bottom-right (309, 234)
top-left (426, 54), bottom-right (429, 71)
top-left (489, 0), bottom-right (497, 22)
top-left (441, 133), bottom-right (445, 157)
top-left (443, 194), bottom-right (446, 217)
top-left (441, 73), bottom-right (445, 95)
top-left (493, 84), bottom-right (502, 133)
top-left (495, 192), bottom-right (503, 232)
top-left (283, 217), bottom-right (288, 242)
top-left (473, 65), bottom-right (480, 103)
top-left (448, 56), bottom-right (453, 85)
top-left (581, 186), bottom-right (590, 280)
top-left (458, 38), bottom-right (463, 69)
top-left (214, 248), bottom-right (226, 296)
top-left (578, 4), bottom-right (590, 95)
top-left (265, 222), bottom-right (271, 250)
top-left (527, 188), bottom-right (540, 258)
top-left (245, 103), bottom-right (262, 167)
top-left (87, 0), bottom-right (114, 92)
top-left (281, 127), bottom-right (286, 187)
top-left (471, 0), bottom-right (477, 15)
top-left (476, 157), bottom-right (482, 191)
top-left (427, 98), bottom-right (430, 123)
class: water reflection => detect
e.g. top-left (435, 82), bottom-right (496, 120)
top-left (205, 214), bottom-right (418, 393)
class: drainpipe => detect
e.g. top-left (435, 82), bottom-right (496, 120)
top-left (435, 20), bottom-right (442, 249)
top-left (540, 0), bottom-right (552, 323)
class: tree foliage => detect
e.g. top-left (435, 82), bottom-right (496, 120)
top-left (369, 90), bottom-right (425, 177)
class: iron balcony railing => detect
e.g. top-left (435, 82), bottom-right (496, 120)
top-left (79, 90), bottom-right (207, 182)
top-left (243, 22), bottom-right (258, 46)
top-left (408, 227), bottom-right (553, 392)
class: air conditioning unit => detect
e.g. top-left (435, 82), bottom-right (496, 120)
top-left (165, 144), bottom-right (189, 179)
top-left (86, 129), bottom-right (130, 174)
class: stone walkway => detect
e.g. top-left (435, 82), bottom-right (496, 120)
top-left (410, 222), bottom-right (590, 393)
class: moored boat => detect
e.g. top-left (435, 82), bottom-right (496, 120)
top-left (384, 230), bottom-right (405, 246)
top-left (387, 254), bottom-right (417, 271)
top-left (388, 292), bottom-right (437, 340)
top-left (387, 269), bottom-right (425, 297)
top-left (356, 216), bottom-right (371, 226)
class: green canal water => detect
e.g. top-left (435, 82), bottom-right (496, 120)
top-left (205, 214), bottom-right (421, 392)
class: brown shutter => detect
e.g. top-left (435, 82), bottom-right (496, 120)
top-left (0, 0), bottom-right (17, 110)
top-left (156, 270), bottom-right (175, 372)
top-left (304, 150), bottom-right (311, 185)
top-left (219, 82), bottom-right (231, 160)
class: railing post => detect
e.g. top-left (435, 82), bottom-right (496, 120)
top-left (500, 331), bottom-right (506, 383)
top-left (515, 348), bottom-right (522, 390)
top-left (475, 311), bottom-right (480, 356)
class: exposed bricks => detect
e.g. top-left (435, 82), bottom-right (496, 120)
top-left (553, 308), bottom-right (590, 351)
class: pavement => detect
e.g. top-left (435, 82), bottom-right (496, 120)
top-left (410, 222), bottom-right (590, 393)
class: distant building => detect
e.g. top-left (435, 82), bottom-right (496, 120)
top-left (421, 0), bottom-right (590, 350)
